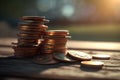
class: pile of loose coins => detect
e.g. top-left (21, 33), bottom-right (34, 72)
top-left (12, 16), bottom-right (111, 69)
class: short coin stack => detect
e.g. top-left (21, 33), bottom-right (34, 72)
top-left (40, 30), bottom-right (70, 54)
top-left (12, 16), bottom-right (49, 57)
top-left (34, 30), bottom-right (71, 64)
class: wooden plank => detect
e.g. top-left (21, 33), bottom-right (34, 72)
top-left (67, 40), bottom-right (120, 52)
top-left (0, 51), bottom-right (120, 80)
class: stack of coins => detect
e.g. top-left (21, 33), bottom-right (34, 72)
top-left (33, 30), bottom-right (71, 64)
top-left (40, 30), bottom-right (70, 54)
top-left (12, 16), bottom-right (49, 57)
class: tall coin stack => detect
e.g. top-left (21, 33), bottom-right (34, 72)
top-left (12, 16), bottom-right (49, 57)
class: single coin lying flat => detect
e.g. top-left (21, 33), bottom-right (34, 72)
top-left (53, 52), bottom-right (77, 62)
top-left (81, 61), bottom-right (104, 69)
top-left (68, 50), bottom-right (92, 61)
top-left (92, 54), bottom-right (110, 60)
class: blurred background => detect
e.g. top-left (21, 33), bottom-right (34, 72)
top-left (0, 0), bottom-right (120, 42)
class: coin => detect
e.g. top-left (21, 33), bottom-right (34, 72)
top-left (40, 42), bottom-right (66, 46)
top-left (18, 39), bottom-right (38, 43)
top-left (19, 31), bottom-right (41, 34)
top-left (19, 22), bottom-right (41, 26)
top-left (53, 52), bottom-right (77, 62)
top-left (43, 36), bottom-right (71, 39)
top-left (12, 46), bottom-right (38, 57)
top-left (33, 54), bottom-right (59, 64)
top-left (46, 30), bottom-right (69, 36)
top-left (68, 50), bottom-right (92, 61)
top-left (12, 42), bottom-right (38, 47)
top-left (81, 61), bottom-right (104, 69)
top-left (21, 16), bottom-right (49, 22)
top-left (19, 25), bottom-right (47, 30)
top-left (40, 42), bottom-right (67, 46)
top-left (42, 41), bottom-right (67, 45)
top-left (18, 36), bottom-right (39, 39)
top-left (19, 28), bottom-right (43, 32)
top-left (17, 33), bottom-right (39, 37)
top-left (92, 54), bottom-right (110, 60)
top-left (43, 39), bottom-right (67, 43)
top-left (21, 16), bottom-right (45, 20)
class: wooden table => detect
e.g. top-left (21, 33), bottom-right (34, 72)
top-left (0, 38), bottom-right (120, 80)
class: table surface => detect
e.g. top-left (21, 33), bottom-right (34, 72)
top-left (0, 38), bottom-right (120, 80)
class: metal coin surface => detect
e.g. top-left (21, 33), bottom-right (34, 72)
top-left (21, 16), bottom-right (49, 22)
top-left (43, 36), bottom-right (71, 39)
top-left (81, 61), bottom-right (104, 69)
top-left (46, 30), bottom-right (69, 36)
top-left (53, 52), bottom-right (77, 62)
top-left (19, 31), bottom-right (41, 34)
top-left (22, 16), bottom-right (45, 20)
top-left (17, 33), bottom-right (39, 37)
top-left (68, 50), bottom-right (92, 61)
top-left (33, 54), bottom-right (59, 64)
top-left (92, 54), bottom-right (110, 60)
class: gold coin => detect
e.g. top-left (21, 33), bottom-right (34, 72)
top-left (40, 43), bottom-right (66, 47)
top-left (19, 22), bottom-right (41, 26)
top-left (81, 61), bottom-right (104, 69)
top-left (12, 42), bottom-right (38, 47)
top-left (44, 39), bottom-right (67, 43)
top-left (46, 30), bottom-right (69, 36)
top-left (18, 37), bottom-right (39, 39)
top-left (21, 16), bottom-right (49, 22)
top-left (18, 36), bottom-right (40, 39)
top-left (12, 45), bottom-right (38, 49)
top-left (18, 39), bottom-right (38, 43)
top-left (42, 45), bottom-right (66, 49)
top-left (43, 45), bottom-right (66, 49)
top-left (19, 28), bottom-right (44, 32)
top-left (40, 42), bottom-right (66, 46)
top-left (12, 46), bottom-right (38, 57)
top-left (21, 16), bottom-right (45, 20)
top-left (42, 47), bottom-right (67, 51)
top-left (19, 25), bottom-right (48, 30)
top-left (68, 50), bottom-right (92, 61)
top-left (42, 41), bottom-right (67, 45)
top-left (43, 35), bottom-right (71, 39)
top-left (19, 31), bottom-right (41, 34)
top-left (17, 33), bottom-right (39, 37)
top-left (92, 54), bottom-right (110, 60)
top-left (53, 52), bottom-right (77, 62)
top-left (33, 54), bottom-right (59, 64)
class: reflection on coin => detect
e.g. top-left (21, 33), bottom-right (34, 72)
top-left (22, 16), bottom-right (45, 20)
top-left (21, 16), bottom-right (49, 22)
top-left (46, 30), bottom-right (69, 36)
top-left (81, 61), bottom-right (104, 69)
top-left (33, 54), bottom-right (59, 64)
top-left (17, 33), bottom-right (39, 37)
top-left (68, 50), bottom-right (92, 61)
top-left (12, 42), bottom-right (39, 47)
top-left (19, 31), bottom-right (41, 34)
top-left (92, 54), bottom-right (110, 60)
top-left (43, 36), bottom-right (71, 39)
top-left (53, 52), bottom-right (77, 62)
top-left (12, 46), bottom-right (38, 57)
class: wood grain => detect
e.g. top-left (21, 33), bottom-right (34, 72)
top-left (0, 38), bottom-right (120, 80)
top-left (0, 51), bottom-right (120, 80)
